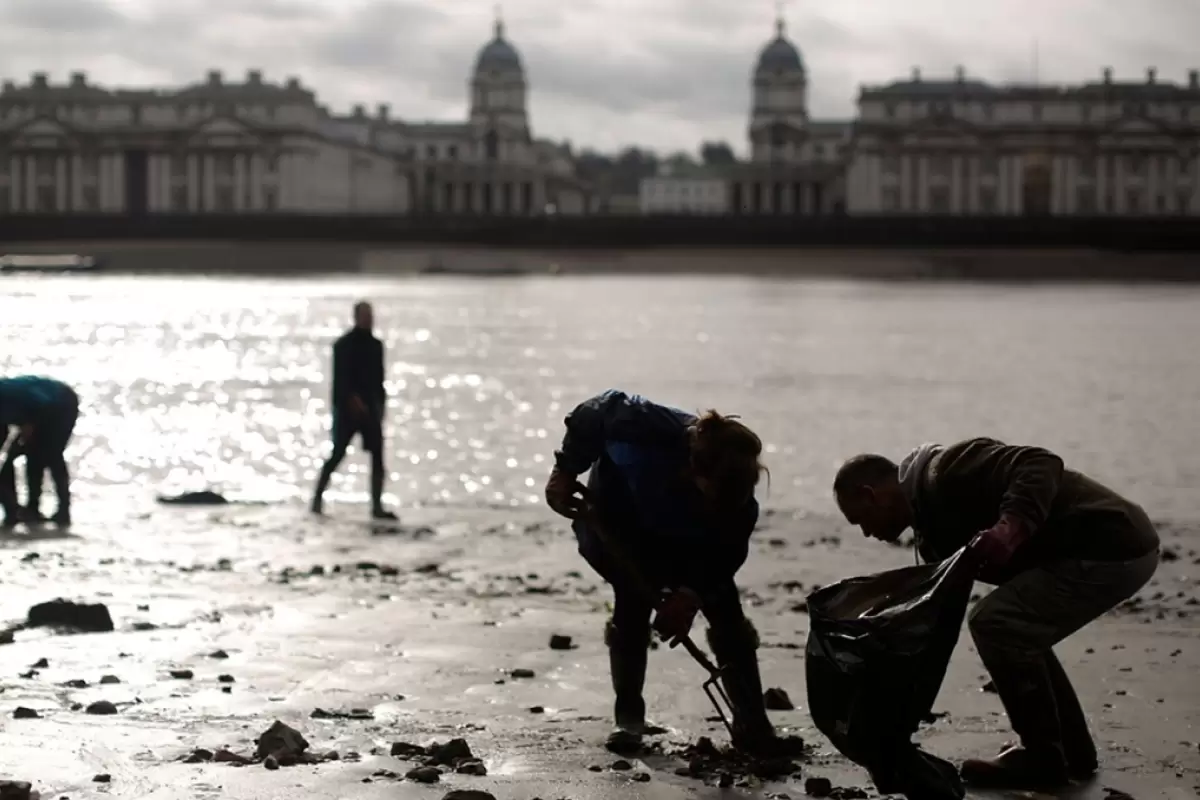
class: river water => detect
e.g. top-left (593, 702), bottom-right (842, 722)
top-left (2, 274), bottom-right (1198, 526)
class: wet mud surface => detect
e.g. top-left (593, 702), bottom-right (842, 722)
top-left (2, 503), bottom-right (1198, 799)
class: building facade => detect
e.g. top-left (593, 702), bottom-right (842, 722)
top-left (322, 18), bottom-right (588, 216)
top-left (731, 17), bottom-right (852, 215)
top-left (0, 70), bottom-right (410, 214)
top-left (0, 19), bottom-right (588, 216)
top-left (847, 67), bottom-right (1200, 215)
top-left (639, 167), bottom-right (729, 214)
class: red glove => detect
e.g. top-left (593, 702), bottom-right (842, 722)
top-left (970, 513), bottom-right (1030, 570)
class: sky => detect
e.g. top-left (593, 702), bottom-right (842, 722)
top-left (1, 0), bottom-right (1197, 155)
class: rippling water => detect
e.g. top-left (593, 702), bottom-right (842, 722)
top-left (2, 274), bottom-right (1198, 524)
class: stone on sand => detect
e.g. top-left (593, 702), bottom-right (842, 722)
top-left (255, 720), bottom-right (309, 760)
top-left (763, 687), bottom-right (795, 710)
top-left (26, 599), bottom-right (114, 632)
top-left (441, 791), bottom-right (497, 800)
top-left (85, 700), bottom-right (119, 715)
top-left (548, 634), bottom-right (573, 650)
top-left (0, 781), bottom-right (32, 800)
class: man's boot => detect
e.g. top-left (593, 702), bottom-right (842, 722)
top-left (960, 661), bottom-right (1070, 789)
top-left (605, 618), bottom-right (649, 734)
top-left (706, 619), bottom-right (804, 759)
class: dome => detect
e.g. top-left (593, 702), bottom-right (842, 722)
top-left (475, 20), bottom-right (523, 73)
top-left (755, 19), bottom-right (804, 74)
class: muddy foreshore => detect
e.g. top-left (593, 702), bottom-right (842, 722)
top-left (1, 503), bottom-right (1198, 799)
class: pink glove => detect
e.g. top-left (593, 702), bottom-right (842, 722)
top-left (971, 514), bottom-right (1030, 570)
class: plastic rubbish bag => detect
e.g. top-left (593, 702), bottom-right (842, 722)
top-left (805, 546), bottom-right (978, 800)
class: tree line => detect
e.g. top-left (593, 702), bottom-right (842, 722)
top-left (570, 141), bottom-right (737, 196)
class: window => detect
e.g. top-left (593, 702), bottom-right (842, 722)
top-left (882, 154), bottom-right (901, 176)
top-left (1075, 188), bottom-right (1096, 214)
top-left (1077, 156), bottom-right (1096, 178)
top-left (1179, 191), bottom-right (1192, 213)
top-left (1126, 155), bottom-right (1143, 176)
top-left (1156, 194), bottom-right (1168, 213)
top-left (170, 184), bottom-right (187, 212)
top-left (447, 145), bottom-right (458, 160)
top-left (1126, 190), bottom-right (1142, 213)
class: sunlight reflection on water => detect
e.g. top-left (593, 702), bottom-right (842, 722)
top-left (1, 274), bottom-right (1198, 523)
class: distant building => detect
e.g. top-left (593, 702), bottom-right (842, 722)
top-left (729, 16), bottom-right (852, 215)
top-left (639, 165), bottom-right (730, 214)
top-left (0, 18), bottom-right (588, 216)
top-left (847, 66), bottom-right (1200, 215)
top-left (0, 70), bottom-right (410, 214)
top-left (329, 17), bottom-right (589, 216)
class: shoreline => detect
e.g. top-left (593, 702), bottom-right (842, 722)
top-left (3, 242), bottom-right (1200, 281)
top-left (1, 501), bottom-right (1197, 798)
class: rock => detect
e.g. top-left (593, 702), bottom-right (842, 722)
top-left (549, 634), bottom-right (574, 650)
top-left (0, 630), bottom-right (13, 645)
top-left (215, 673), bottom-right (235, 683)
top-left (169, 669), bottom-right (194, 679)
top-left (100, 674), bottom-right (121, 684)
top-left (213, 748), bottom-right (252, 764)
top-left (209, 649), bottom-right (230, 659)
top-left (156, 490), bottom-right (228, 505)
top-left (12, 707), bottom-right (40, 719)
top-left (426, 738), bottom-right (474, 766)
top-left (529, 705), bottom-right (545, 714)
top-left (441, 792), bottom-right (497, 800)
top-left (26, 599), bottom-right (114, 632)
top-left (0, 781), bottom-right (32, 800)
top-left (263, 755), bottom-right (280, 770)
top-left (610, 759), bottom-right (633, 771)
top-left (63, 678), bottom-right (88, 689)
top-left (255, 720), bottom-right (309, 760)
top-left (405, 766), bottom-right (441, 783)
top-left (510, 668), bottom-right (535, 679)
top-left (31, 658), bottom-right (49, 668)
top-left (455, 760), bottom-right (488, 776)
top-left (764, 688), bottom-right (795, 710)
top-left (632, 771), bottom-right (651, 782)
top-left (390, 741), bottom-right (427, 758)
top-left (182, 748), bottom-right (215, 763)
top-left (311, 707), bottom-right (372, 720)
top-left (85, 700), bottom-right (119, 715)
top-left (93, 774), bottom-right (111, 783)
top-left (805, 776), bottom-right (833, 797)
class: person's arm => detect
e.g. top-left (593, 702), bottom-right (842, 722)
top-left (554, 389), bottom-right (687, 476)
top-left (331, 338), bottom-right (349, 410)
top-left (375, 340), bottom-right (386, 413)
top-left (985, 441), bottom-right (1065, 533)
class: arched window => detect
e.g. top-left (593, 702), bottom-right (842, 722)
top-left (484, 130), bottom-right (499, 161)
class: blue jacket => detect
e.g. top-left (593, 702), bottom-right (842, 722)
top-left (0, 376), bottom-right (76, 428)
top-left (555, 389), bottom-right (759, 593)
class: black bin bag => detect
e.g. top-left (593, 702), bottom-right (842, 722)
top-left (804, 546), bottom-right (977, 800)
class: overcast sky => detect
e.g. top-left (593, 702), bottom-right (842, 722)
top-left (2, 0), bottom-right (1196, 154)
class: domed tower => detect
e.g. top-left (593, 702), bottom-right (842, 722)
top-left (749, 15), bottom-right (808, 162)
top-left (470, 12), bottom-right (530, 158)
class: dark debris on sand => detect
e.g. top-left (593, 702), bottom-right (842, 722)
top-left (181, 720), bottom-right (339, 769)
top-left (387, 737), bottom-right (489, 781)
top-left (667, 735), bottom-right (809, 785)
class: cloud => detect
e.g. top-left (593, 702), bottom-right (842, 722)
top-left (0, 0), bottom-right (1195, 153)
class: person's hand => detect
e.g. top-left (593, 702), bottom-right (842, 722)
top-left (544, 467), bottom-right (589, 519)
top-left (17, 424), bottom-right (33, 444)
top-left (970, 514), bottom-right (1030, 570)
top-left (347, 395), bottom-right (368, 418)
top-left (653, 587), bottom-right (701, 645)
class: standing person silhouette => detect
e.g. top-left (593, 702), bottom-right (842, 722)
top-left (310, 301), bottom-right (397, 521)
top-left (0, 375), bottom-right (79, 527)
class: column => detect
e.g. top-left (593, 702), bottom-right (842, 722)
top-left (24, 157), bottom-right (35, 211)
top-left (234, 153), bottom-right (247, 211)
top-left (187, 155), bottom-right (200, 210)
top-left (1096, 155), bottom-right (1108, 212)
top-left (1011, 156), bottom-right (1024, 216)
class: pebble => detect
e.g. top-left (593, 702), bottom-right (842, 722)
top-left (406, 765), bottom-right (441, 783)
top-left (218, 674), bottom-right (235, 683)
top-left (0, 781), bottom-right (32, 800)
top-left (529, 705), bottom-right (545, 714)
top-left (510, 668), bottom-right (535, 679)
top-left (99, 675), bottom-right (121, 684)
top-left (610, 760), bottom-right (633, 771)
top-left (549, 634), bottom-right (574, 650)
top-left (169, 669), bottom-right (194, 679)
top-left (85, 700), bottom-right (118, 715)
top-left (12, 707), bottom-right (40, 719)
top-left (455, 760), bottom-right (488, 776)
top-left (441, 791), bottom-right (498, 800)
top-left (92, 774), bottom-right (111, 783)
top-left (764, 687), bottom-right (795, 710)
top-left (209, 649), bottom-right (230, 659)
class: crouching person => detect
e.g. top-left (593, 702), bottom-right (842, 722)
top-left (833, 437), bottom-right (1160, 789)
top-left (0, 375), bottom-right (80, 527)
top-left (543, 389), bottom-right (801, 757)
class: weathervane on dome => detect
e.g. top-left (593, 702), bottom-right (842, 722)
top-left (775, 0), bottom-right (788, 35)
top-left (493, 4), bottom-right (504, 39)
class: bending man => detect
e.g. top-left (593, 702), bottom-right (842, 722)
top-left (833, 437), bottom-right (1159, 789)
top-left (0, 375), bottom-right (80, 527)
top-left (544, 388), bottom-right (801, 757)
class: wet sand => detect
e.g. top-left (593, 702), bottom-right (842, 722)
top-left (2, 503), bottom-right (1197, 799)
